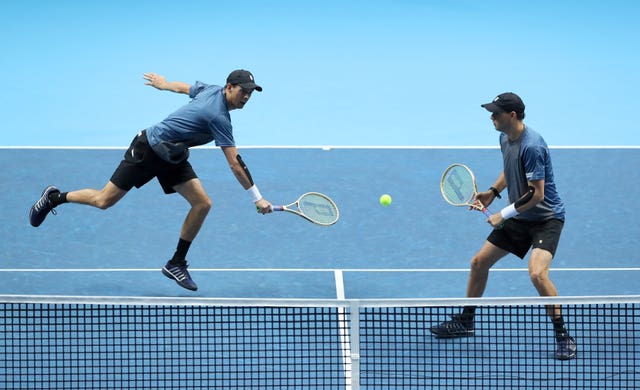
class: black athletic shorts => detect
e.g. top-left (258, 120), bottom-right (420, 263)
top-left (487, 218), bottom-right (564, 259)
top-left (110, 131), bottom-right (197, 194)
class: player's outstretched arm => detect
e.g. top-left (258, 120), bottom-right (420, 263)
top-left (143, 72), bottom-right (190, 94)
top-left (221, 146), bottom-right (272, 214)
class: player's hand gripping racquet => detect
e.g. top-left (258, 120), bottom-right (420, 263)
top-left (271, 192), bottom-right (339, 226)
top-left (440, 163), bottom-right (492, 217)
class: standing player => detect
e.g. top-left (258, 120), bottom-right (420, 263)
top-left (29, 70), bottom-right (272, 291)
top-left (430, 92), bottom-right (577, 360)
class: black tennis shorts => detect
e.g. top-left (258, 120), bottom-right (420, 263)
top-left (487, 218), bottom-right (564, 259)
top-left (110, 131), bottom-right (197, 194)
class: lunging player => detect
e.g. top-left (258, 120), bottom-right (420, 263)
top-left (29, 70), bottom-right (272, 291)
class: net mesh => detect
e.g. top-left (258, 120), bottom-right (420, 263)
top-left (1, 296), bottom-right (638, 389)
top-left (360, 302), bottom-right (639, 389)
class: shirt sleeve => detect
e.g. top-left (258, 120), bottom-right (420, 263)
top-left (209, 115), bottom-right (235, 147)
top-left (521, 145), bottom-right (547, 181)
top-left (189, 81), bottom-right (208, 98)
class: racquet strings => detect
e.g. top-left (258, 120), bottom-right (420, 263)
top-left (299, 193), bottom-right (339, 225)
top-left (441, 165), bottom-right (476, 206)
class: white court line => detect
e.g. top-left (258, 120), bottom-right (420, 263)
top-left (333, 270), bottom-right (352, 390)
top-left (2, 267), bottom-right (639, 272)
top-left (338, 316), bottom-right (352, 390)
top-left (334, 270), bottom-right (346, 300)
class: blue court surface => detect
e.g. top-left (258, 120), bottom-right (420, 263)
top-left (1, 147), bottom-right (638, 299)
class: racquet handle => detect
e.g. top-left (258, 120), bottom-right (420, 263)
top-left (257, 205), bottom-right (283, 213)
top-left (480, 206), bottom-right (504, 229)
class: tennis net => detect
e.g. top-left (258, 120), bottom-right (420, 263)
top-left (1, 295), bottom-right (638, 389)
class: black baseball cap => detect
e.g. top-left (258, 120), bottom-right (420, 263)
top-left (226, 69), bottom-right (262, 92)
top-left (481, 92), bottom-right (525, 114)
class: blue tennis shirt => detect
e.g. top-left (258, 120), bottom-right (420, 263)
top-left (145, 81), bottom-right (235, 163)
top-left (500, 126), bottom-right (565, 221)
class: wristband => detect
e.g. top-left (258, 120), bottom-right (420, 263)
top-left (247, 185), bottom-right (262, 203)
top-left (489, 186), bottom-right (502, 199)
top-left (500, 203), bottom-right (519, 220)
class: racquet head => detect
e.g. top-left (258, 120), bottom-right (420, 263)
top-left (298, 192), bottom-right (339, 226)
top-left (440, 163), bottom-right (481, 209)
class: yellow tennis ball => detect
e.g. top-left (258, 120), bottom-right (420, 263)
top-left (379, 194), bottom-right (392, 206)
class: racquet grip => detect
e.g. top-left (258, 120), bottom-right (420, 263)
top-left (257, 205), bottom-right (283, 213)
top-left (481, 207), bottom-right (492, 217)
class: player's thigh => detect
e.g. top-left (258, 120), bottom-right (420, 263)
top-left (530, 219), bottom-right (564, 257)
top-left (156, 160), bottom-right (198, 194)
top-left (110, 132), bottom-right (157, 191)
top-left (471, 240), bottom-right (509, 271)
top-left (528, 248), bottom-right (553, 276)
top-left (173, 178), bottom-right (211, 207)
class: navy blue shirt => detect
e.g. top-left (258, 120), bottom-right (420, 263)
top-left (500, 126), bottom-right (565, 221)
top-left (146, 82), bottom-right (235, 163)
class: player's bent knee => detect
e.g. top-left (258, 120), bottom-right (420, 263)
top-left (193, 198), bottom-right (212, 216)
top-left (95, 193), bottom-right (122, 210)
top-left (94, 184), bottom-right (126, 210)
top-left (200, 197), bottom-right (212, 212)
top-left (469, 256), bottom-right (489, 273)
top-left (529, 270), bottom-right (549, 287)
top-left (95, 198), bottom-right (117, 210)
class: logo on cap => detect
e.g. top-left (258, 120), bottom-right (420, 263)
top-left (226, 69), bottom-right (262, 92)
top-left (481, 92), bottom-right (525, 114)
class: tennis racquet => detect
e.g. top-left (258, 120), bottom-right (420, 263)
top-left (440, 163), bottom-right (492, 217)
top-left (271, 192), bottom-right (339, 226)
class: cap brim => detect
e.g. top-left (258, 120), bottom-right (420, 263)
top-left (239, 82), bottom-right (262, 92)
top-left (481, 102), bottom-right (502, 113)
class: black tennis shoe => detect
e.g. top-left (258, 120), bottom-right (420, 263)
top-left (555, 334), bottom-right (577, 360)
top-left (430, 314), bottom-right (475, 338)
top-left (29, 185), bottom-right (60, 227)
top-left (162, 261), bottom-right (198, 291)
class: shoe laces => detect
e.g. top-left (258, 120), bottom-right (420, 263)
top-left (34, 196), bottom-right (56, 215)
top-left (451, 314), bottom-right (473, 328)
top-left (442, 318), bottom-right (471, 332)
top-left (168, 263), bottom-right (190, 281)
